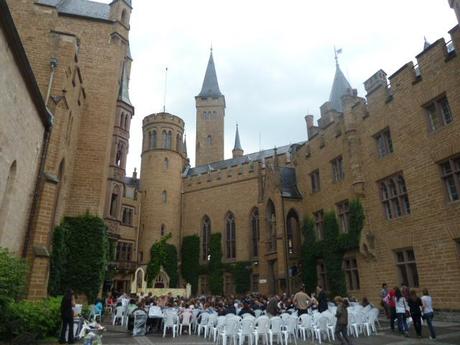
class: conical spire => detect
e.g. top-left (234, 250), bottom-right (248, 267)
top-left (197, 49), bottom-right (222, 97)
top-left (329, 54), bottom-right (352, 113)
top-left (118, 60), bottom-right (132, 105)
top-left (233, 124), bottom-right (242, 151)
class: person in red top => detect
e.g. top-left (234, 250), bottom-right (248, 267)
top-left (387, 287), bottom-right (397, 331)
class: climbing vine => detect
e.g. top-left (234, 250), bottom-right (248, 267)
top-left (146, 234), bottom-right (178, 288)
top-left (208, 233), bottom-right (223, 295)
top-left (181, 235), bottom-right (200, 295)
top-left (301, 198), bottom-right (364, 297)
top-left (228, 262), bottom-right (251, 294)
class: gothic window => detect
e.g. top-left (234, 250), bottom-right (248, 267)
top-left (202, 216), bottom-right (211, 261)
top-left (166, 131), bottom-right (172, 149)
top-left (207, 135), bottom-right (212, 145)
top-left (162, 190), bottom-right (167, 204)
top-left (250, 208), bottom-right (260, 258)
top-left (121, 9), bottom-right (128, 25)
top-left (336, 200), bottom-right (350, 233)
top-left (151, 130), bottom-right (157, 149)
top-left (225, 212), bottom-right (236, 259)
top-left (162, 130), bottom-right (167, 149)
top-left (0, 161), bottom-right (17, 232)
top-left (316, 259), bottom-right (328, 291)
top-left (176, 133), bottom-right (182, 152)
top-left (379, 173), bottom-right (411, 219)
top-left (286, 210), bottom-right (299, 255)
top-left (266, 200), bottom-right (276, 252)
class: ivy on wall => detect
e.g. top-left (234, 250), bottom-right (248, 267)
top-left (228, 261), bottom-right (251, 294)
top-left (208, 233), bottom-right (223, 295)
top-left (146, 234), bottom-right (178, 288)
top-left (181, 235), bottom-right (200, 295)
top-left (302, 198), bottom-right (364, 297)
top-left (48, 214), bottom-right (109, 302)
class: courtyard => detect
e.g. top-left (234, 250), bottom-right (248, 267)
top-left (99, 320), bottom-right (460, 345)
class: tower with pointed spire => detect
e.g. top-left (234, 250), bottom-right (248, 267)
top-left (232, 124), bottom-right (244, 158)
top-left (195, 49), bottom-right (226, 166)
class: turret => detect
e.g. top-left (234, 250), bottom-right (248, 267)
top-left (449, 0), bottom-right (460, 24)
top-left (139, 112), bottom-right (186, 263)
top-left (232, 124), bottom-right (244, 158)
top-left (195, 49), bottom-right (226, 166)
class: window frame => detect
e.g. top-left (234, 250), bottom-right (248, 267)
top-left (225, 212), bottom-right (236, 260)
top-left (374, 127), bottom-right (394, 158)
top-left (121, 206), bottom-right (134, 226)
top-left (331, 155), bottom-right (345, 182)
top-left (202, 216), bottom-right (211, 261)
top-left (394, 248), bottom-right (419, 288)
top-left (343, 257), bottom-right (360, 291)
top-left (425, 95), bottom-right (454, 132)
top-left (316, 259), bottom-right (328, 291)
top-left (378, 173), bottom-right (411, 220)
top-left (439, 155), bottom-right (460, 202)
top-left (313, 209), bottom-right (324, 241)
top-left (310, 169), bottom-right (320, 193)
top-left (336, 200), bottom-right (350, 233)
top-left (250, 208), bottom-right (260, 258)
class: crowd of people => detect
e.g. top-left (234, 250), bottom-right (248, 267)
top-left (380, 283), bottom-right (436, 339)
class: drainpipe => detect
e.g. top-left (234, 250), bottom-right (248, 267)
top-left (281, 194), bottom-right (290, 295)
top-left (45, 58), bottom-right (58, 105)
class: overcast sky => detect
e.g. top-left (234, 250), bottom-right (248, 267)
top-left (104, 0), bottom-right (456, 174)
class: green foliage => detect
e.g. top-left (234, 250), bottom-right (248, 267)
top-left (48, 214), bottom-right (109, 302)
top-left (301, 217), bottom-right (317, 293)
top-left (208, 233), bottom-right (223, 295)
top-left (181, 235), bottom-right (200, 294)
top-left (48, 225), bottom-right (67, 296)
top-left (230, 262), bottom-right (251, 294)
top-left (146, 234), bottom-right (178, 288)
top-left (301, 199), bottom-right (364, 297)
top-left (0, 248), bottom-right (28, 305)
top-left (1, 297), bottom-right (61, 340)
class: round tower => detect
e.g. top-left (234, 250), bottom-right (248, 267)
top-left (139, 112), bottom-right (186, 265)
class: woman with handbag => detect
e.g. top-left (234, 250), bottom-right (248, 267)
top-left (421, 289), bottom-right (436, 339)
top-left (394, 287), bottom-right (409, 337)
top-left (408, 290), bottom-right (423, 337)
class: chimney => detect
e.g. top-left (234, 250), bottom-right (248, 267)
top-left (305, 115), bottom-right (314, 129)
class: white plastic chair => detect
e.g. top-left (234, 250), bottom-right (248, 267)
top-left (268, 316), bottom-right (284, 345)
top-left (180, 310), bottom-right (193, 335)
top-left (242, 313), bottom-right (255, 319)
top-left (163, 312), bottom-right (178, 338)
top-left (197, 313), bottom-right (210, 336)
top-left (282, 316), bottom-right (298, 345)
top-left (298, 314), bottom-right (314, 342)
top-left (205, 313), bottom-right (218, 339)
top-left (347, 312), bottom-right (359, 338)
top-left (280, 313), bottom-right (290, 327)
top-left (238, 318), bottom-right (255, 345)
top-left (112, 306), bottom-right (125, 326)
top-left (314, 316), bottom-right (330, 344)
top-left (362, 308), bottom-right (378, 336)
top-left (218, 317), bottom-right (239, 345)
top-left (212, 316), bottom-right (226, 343)
top-left (254, 309), bottom-right (263, 318)
top-left (254, 316), bottom-right (270, 345)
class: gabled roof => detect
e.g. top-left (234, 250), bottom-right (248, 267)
top-left (329, 63), bottom-right (352, 112)
top-left (233, 125), bottom-right (242, 151)
top-left (197, 51), bottom-right (222, 98)
top-left (280, 167), bottom-right (302, 199)
top-left (37, 0), bottom-right (111, 21)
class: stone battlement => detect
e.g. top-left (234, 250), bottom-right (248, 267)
top-left (143, 112), bottom-right (185, 128)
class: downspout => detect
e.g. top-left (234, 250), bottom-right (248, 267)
top-left (281, 194), bottom-right (290, 295)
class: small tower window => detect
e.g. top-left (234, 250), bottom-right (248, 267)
top-left (167, 131), bottom-right (172, 149)
top-left (164, 157), bottom-right (169, 170)
top-left (162, 190), bottom-right (167, 204)
top-left (207, 135), bottom-right (212, 145)
top-left (162, 130), bottom-right (167, 149)
top-left (120, 113), bottom-right (124, 127)
top-left (121, 9), bottom-right (128, 25)
top-left (124, 114), bottom-right (129, 129)
top-left (150, 130), bottom-right (157, 149)
top-left (115, 142), bottom-right (124, 167)
top-left (176, 133), bottom-right (182, 152)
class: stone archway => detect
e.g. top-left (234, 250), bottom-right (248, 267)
top-left (153, 268), bottom-right (170, 289)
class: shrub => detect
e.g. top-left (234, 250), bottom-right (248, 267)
top-left (0, 248), bottom-right (27, 305)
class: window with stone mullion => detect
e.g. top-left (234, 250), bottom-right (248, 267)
top-left (441, 157), bottom-right (460, 202)
top-left (380, 174), bottom-right (410, 219)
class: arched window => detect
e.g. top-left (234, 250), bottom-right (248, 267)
top-left (120, 113), bottom-right (124, 127)
top-left (166, 131), bottom-right (172, 149)
top-left (162, 190), bottom-right (167, 204)
top-left (250, 208), bottom-right (260, 257)
top-left (115, 142), bottom-right (124, 167)
top-left (266, 200), bottom-right (276, 251)
top-left (207, 135), bottom-right (212, 145)
top-left (225, 212), bottom-right (236, 259)
top-left (286, 209), bottom-right (300, 255)
top-left (151, 130), bottom-right (157, 149)
top-left (176, 133), bottom-right (182, 152)
top-left (0, 161), bottom-right (17, 233)
top-left (110, 185), bottom-right (121, 218)
top-left (164, 157), bottom-right (169, 170)
top-left (124, 114), bottom-right (129, 130)
top-left (162, 130), bottom-right (167, 149)
top-left (161, 224), bottom-right (166, 236)
top-left (202, 216), bottom-right (211, 261)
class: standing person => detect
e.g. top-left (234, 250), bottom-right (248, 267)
top-left (293, 286), bottom-right (310, 315)
top-left (421, 289), bottom-right (436, 339)
top-left (316, 285), bottom-right (328, 313)
top-left (334, 297), bottom-right (353, 345)
top-left (380, 283), bottom-right (389, 317)
top-left (386, 287), bottom-right (397, 332)
top-left (394, 287), bottom-right (409, 337)
top-left (59, 289), bottom-right (75, 344)
top-left (266, 295), bottom-right (280, 317)
top-left (408, 290), bottom-right (423, 338)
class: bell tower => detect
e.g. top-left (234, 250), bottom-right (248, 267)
top-left (195, 49), bottom-right (225, 166)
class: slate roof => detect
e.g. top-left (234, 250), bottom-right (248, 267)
top-left (329, 62), bottom-right (352, 112)
top-left (186, 142), bottom-right (305, 177)
top-left (124, 176), bottom-right (139, 189)
top-left (280, 167), bottom-right (302, 199)
top-left (197, 51), bottom-right (223, 97)
top-left (37, 0), bottom-right (111, 21)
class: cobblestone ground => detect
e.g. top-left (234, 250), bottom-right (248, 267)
top-left (97, 319), bottom-right (460, 345)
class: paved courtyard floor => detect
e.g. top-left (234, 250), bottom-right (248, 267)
top-left (99, 320), bottom-right (460, 345)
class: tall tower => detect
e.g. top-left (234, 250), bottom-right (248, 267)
top-left (139, 113), bottom-right (186, 263)
top-left (195, 49), bottom-right (225, 166)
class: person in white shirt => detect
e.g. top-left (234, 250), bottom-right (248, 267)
top-left (394, 287), bottom-right (409, 337)
top-left (421, 289), bottom-right (436, 339)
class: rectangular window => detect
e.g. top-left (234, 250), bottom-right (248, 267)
top-left (395, 248), bottom-right (419, 287)
top-left (374, 128), bottom-right (394, 158)
top-left (314, 210), bottom-right (324, 241)
top-left (343, 257), bottom-right (360, 290)
top-left (310, 169), bottom-right (320, 193)
top-left (122, 206), bottom-right (134, 225)
top-left (336, 200), bottom-right (350, 233)
top-left (425, 95), bottom-right (454, 131)
top-left (331, 156), bottom-right (345, 182)
top-left (316, 260), bottom-right (328, 291)
top-left (440, 155), bottom-right (460, 202)
top-left (116, 241), bottom-right (133, 262)
top-left (379, 173), bottom-right (411, 220)
top-left (252, 274), bottom-right (259, 292)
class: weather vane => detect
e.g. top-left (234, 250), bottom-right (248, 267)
top-left (334, 46), bottom-right (343, 65)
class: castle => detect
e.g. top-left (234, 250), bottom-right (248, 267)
top-left (1, 0), bottom-right (460, 314)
